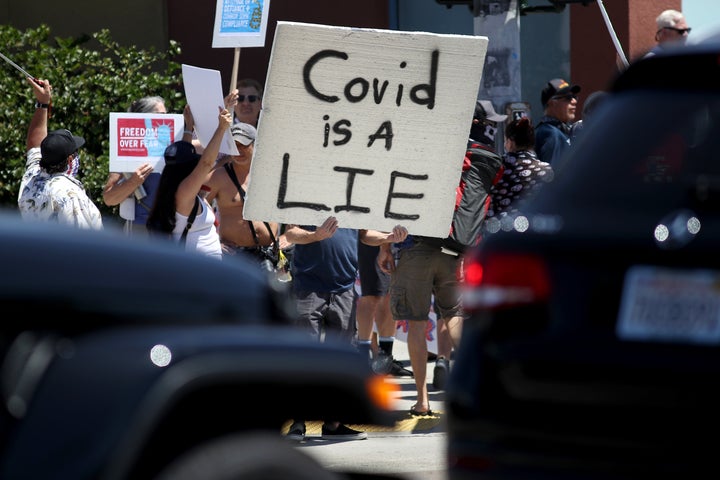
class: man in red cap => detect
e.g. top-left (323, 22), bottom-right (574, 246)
top-left (18, 77), bottom-right (103, 229)
top-left (535, 78), bottom-right (581, 168)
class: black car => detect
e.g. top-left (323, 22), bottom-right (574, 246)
top-left (0, 211), bottom-right (397, 479)
top-left (446, 39), bottom-right (720, 479)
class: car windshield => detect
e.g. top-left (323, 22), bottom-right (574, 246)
top-left (542, 90), bottom-right (720, 214)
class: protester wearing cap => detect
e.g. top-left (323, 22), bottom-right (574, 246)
top-left (470, 99), bottom-right (508, 149)
top-left (214, 121), bottom-right (257, 168)
top-left (230, 122), bottom-right (257, 146)
top-left (146, 105), bottom-right (232, 259)
top-left (535, 78), bottom-right (581, 167)
top-left (204, 120), bottom-right (283, 262)
top-left (18, 77), bottom-right (103, 230)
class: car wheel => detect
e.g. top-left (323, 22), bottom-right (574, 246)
top-left (153, 431), bottom-right (345, 480)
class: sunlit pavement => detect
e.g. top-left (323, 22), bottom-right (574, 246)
top-left (285, 340), bottom-right (449, 480)
top-left (281, 339), bottom-right (447, 435)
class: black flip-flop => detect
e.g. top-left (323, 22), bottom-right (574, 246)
top-left (409, 406), bottom-right (434, 417)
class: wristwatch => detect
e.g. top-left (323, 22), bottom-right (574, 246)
top-left (34, 102), bottom-right (50, 109)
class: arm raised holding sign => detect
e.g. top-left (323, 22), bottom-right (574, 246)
top-left (146, 106), bottom-right (232, 260)
top-left (19, 76), bottom-right (103, 230)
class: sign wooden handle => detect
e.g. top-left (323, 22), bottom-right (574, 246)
top-left (229, 47), bottom-right (241, 93)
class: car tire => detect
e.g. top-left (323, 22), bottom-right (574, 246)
top-left (153, 431), bottom-right (345, 480)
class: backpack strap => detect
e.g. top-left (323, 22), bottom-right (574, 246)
top-left (223, 163), bottom-right (279, 251)
top-left (180, 196), bottom-right (200, 244)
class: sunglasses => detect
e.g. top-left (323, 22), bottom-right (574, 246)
top-left (238, 95), bottom-right (259, 103)
top-left (552, 94), bottom-right (577, 102)
top-left (661, 27), bottom-right (691, 35)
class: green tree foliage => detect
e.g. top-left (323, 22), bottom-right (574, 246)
top-left (0, 24), bottom-right (183, 219)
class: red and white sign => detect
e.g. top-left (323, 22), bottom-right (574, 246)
top-left (109, 113), bottom-right (184, 172)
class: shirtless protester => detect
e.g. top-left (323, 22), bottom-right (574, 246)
top-left (204, 123), bottom-right (285, 264)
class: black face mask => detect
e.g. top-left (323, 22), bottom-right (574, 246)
top-left (470, 120), bottom-right (498, 147)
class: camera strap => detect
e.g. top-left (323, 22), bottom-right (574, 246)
top-left (180, 196), bottom-right (200, 245)
top-left (224, 163), bottom-right (278, 253)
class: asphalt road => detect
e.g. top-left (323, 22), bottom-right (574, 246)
top-left (287, 340), bottom-right (449, 480)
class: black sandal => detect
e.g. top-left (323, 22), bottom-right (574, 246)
top-left (409, 405), bottom-right (434, 417)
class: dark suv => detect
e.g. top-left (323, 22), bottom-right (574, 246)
top-left (446, 38), bottom-right (720, 479)
top-left (0, 212), bottom-right (396, 479)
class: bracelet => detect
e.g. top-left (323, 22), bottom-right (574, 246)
top-left (183, 129), bottom-right (193, 135)
top-left (34, 102), bottom-right (50, 109)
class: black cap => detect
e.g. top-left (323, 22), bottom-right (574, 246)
top-left (541, 78), bottom-right (581, 107)
top-left (40, 129), bottom-right (85, 169)
top-left (164, 141), bottom-right (201, 165)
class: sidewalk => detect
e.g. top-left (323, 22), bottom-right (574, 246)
top-left (284, 338), bottom-right (448, 435)
top-left (291, 338), bottom-right (449, 480)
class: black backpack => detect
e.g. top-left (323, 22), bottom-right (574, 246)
top-left (439, 141), bottom-right (503, 254)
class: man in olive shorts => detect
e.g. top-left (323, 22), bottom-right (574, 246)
top-left (378, 99), bottom-right (505, 416)
top-left (378, 238), bottom-right (462, 415)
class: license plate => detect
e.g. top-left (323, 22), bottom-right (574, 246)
top-left (616, 266), bottom-right (720, 344)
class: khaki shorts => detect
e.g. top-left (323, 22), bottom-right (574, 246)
top-left (389, 241), bottom-right (463, 321)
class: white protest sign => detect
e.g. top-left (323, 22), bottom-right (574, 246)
top-left (182, 64), bottom-right (239, 156)
top-left (244, 22), bottom-right (488, 237)
top-left (212, 0), bottom-right (271, 48)
top-left (108, 113), bottom-right (184, 172)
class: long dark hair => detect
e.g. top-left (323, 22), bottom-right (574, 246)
top-left (146, 159), bottom-right (199, 234)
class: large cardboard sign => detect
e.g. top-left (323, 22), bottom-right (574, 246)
top-left (244, 22), bottom-right (488, 237)
top-left (212, 0), bottom-right (271, 48)
top-left (108, 113), bottom-right (184, 172)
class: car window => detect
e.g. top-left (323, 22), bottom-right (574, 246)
top-left (544, 91), bottom-right (720, 213)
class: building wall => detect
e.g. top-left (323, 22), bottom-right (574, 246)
top-left (1, 0), bottom-right (391, 95)
top-left (168, 0), bottom-right (391, 93)
top-left (0, 0), bottom-right (567, 120)
top-left (1, 0), bottom-right (168, 51)
top-left (396, 0), bottom-right (474, 34)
